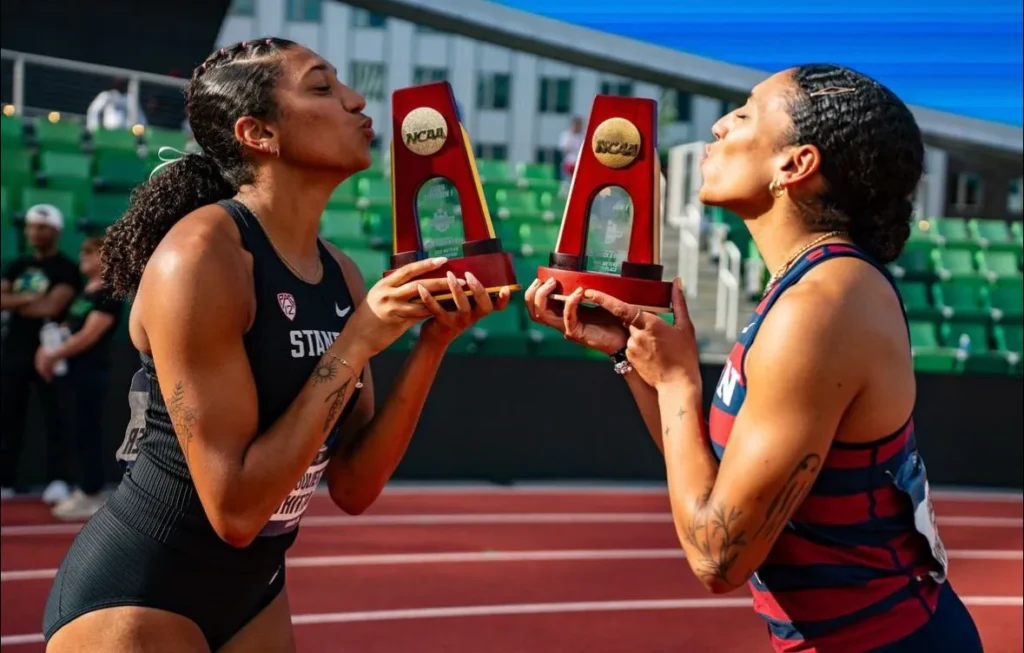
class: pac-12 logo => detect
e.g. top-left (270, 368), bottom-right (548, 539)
top-left (277, 293), bottom-right (297, 321)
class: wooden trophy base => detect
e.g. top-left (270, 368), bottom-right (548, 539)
top-left (536, 266), bottom-right (672, 314)
top-left (386, 238), bottom-right (520, 306)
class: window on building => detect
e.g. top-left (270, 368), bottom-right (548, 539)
top-left (720, 99), bottom-right (741, 116)
top-left (352, 8), bottom-right (388, 28)
top-left (228, 0), bottom-right (255, 16)
top-left (599, 80), bottom-right (633, 97)
top-left (286, 0), bottom-right (321, 22)
top-left (535, 147), bottom-right (561, 166)
top-left (349, 61), bottom-right (388, 102)
top-left (413, 67), bottom-right (448, 85)
top-left (949, 172), bottom-right (985, 210)
top-left (659, 88), bottom-right (692, 123)
top-left (416, 24), bottom-right (444, 34)
top-left (477, 73), bottom-right (511, 110)
top-left (1008, 177), bottom-right (1023, 214)
top-left (538, 77), bottom-right (572, 114)
top-left (475, 143), bottom-right (508, 161)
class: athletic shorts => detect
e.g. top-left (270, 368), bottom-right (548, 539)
top-left (871, 582), bottom-right (983, 652)
top-left (42, 505), bottom-right (285, 650)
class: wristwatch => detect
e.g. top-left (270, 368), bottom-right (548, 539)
top-left (611, 347), bottom-right (633, 375)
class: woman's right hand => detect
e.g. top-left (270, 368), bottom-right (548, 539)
top-left (346, 257), bottom-right (462, 357)
top-left (525, 278), bottom-right (628, 356)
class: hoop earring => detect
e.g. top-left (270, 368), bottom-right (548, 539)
top-left (769, 179), bottom-right (786, 199)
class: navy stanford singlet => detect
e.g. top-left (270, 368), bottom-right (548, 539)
top-left (108, 198), bottom-right (361, 562)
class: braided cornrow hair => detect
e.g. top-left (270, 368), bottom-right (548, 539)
top-left (102, 37), bottom-right (298, 298)
top-left (784, 64), bottom-right (924, 264)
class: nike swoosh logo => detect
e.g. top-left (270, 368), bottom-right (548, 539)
top-left (335, 303), bottom-right (351, 317)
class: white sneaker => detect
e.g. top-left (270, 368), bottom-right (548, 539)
top-left (51, 489), bottom-right (105, 521)
top-left (42, 480), bottom-right (71, 505)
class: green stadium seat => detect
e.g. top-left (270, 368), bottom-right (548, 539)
top-left (515, 163), bottom-right (560, 192)
top-left (343, 248), bottom-right (388, 283)
top-left (934, 217), bottom-right (972, 248)
top-left (34, 119), bottom-right (84, 153)
top-left (932, 278), bottom-right (988, 322)
top-left (320, 209), bottom-right (367, 247)
top-left (539, 191), bottom-right (568, 222)
top-left (907, 218), bottom-right (936, 245)
top-left (518, 223), bottom-right (560, 257)
top-left (327, 178), bottom-right (360, 210)
top-left (21, 187), bottom-right (76, 222)
top-left (0, 187), bottom-right (10, 227)
top-left (978, 250), bottom-right (1022, 281)
top-left (1, 223), bottom-right (23, 259)
top-left (1011, 222), bottom-right (1023, 247)
top-left (895, 281), bottom-right (937, 321)
top-left (0, 148), bottom-right (34, 197)
top-left (495, 189), bottom-right (540, 220)
top-left (947, 321), bottom-right (1012, 375)
top-left (363, 210), bottom-right (391, 249)
top-left (970, 219), bottom-right (1015, 250)
top-left (889, 243), bottom-right (934, 281)
top-left (496, 221), bottom-right (522, 253)
top-left (988, 278), bottom-right (1024, 323)
top-left (356, 177), bottom-right (391, 209)
top-left (83, 192), bottom-right (131, 230)
top-left (58, 227), bottom-right (87, 260)
top-left (90, 128), bottom-right (139, 154)
top-left (932, 247), bottom-right (976, 280)
top-left (999, 324), bottom-right (1023, 357)
top-left (908, 320), bottom-right (960, 373)
top-left (476, 160), bottom-right (512, 183)
top-left (94, 151), bottom-right (149, 189)
top-left (514, 256), bottom-right (546, 288)
top-left (1, 115), bottom-right (25, 147)
top-left (38, 151), bottom-right (93, 213)
top-left (143, 127), bottom-right (188, 153)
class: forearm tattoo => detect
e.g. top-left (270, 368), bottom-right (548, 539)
top-left (310, 358), bottom-right (339, 385)
top-left (683, 453), bottom-right (822, 587)
top-left (167, 380), bottom-right (199, 462)
top-left (322, 378), bottom-right (352, 433)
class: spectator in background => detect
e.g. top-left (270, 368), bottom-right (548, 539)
top-left (86, 77), bottom-right (147, 132)
top-left (558, 115), bottom-right (585, 181)
top-left (35, 236), bottom-right (123, 520)
top-left (0, 205), bottom-right (82, 502)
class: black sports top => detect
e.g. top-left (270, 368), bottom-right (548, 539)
top-left (108, 199), bottom-right (361, 565)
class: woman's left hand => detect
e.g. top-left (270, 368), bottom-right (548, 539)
top-left (34, 347), bottom-right (58, 383)
top-left (417, 271), bottom-right (511, 348)
top-left (585, 279), bottom-right (702, 395)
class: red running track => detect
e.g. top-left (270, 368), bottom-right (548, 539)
top-left (1, 487), bottom-right (1022, 652)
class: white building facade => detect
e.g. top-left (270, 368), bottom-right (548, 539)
top-left (217, 0), bottom-right (734, 167)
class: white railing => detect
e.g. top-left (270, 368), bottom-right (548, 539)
top-left (0, 49), bottom-right (186, 127)
top-left (715, 240), bottom-right (742, 341)
top-left (676, 203), bottom-right (701, 299)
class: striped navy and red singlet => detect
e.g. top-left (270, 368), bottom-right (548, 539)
top-left (708, 243), bottom-right (949, 653)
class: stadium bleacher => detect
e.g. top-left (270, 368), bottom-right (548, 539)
top-left (2, 112), bottom-right (1021, 373)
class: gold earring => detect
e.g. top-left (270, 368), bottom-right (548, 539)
top-left (769, 180), bottom-right (786, 198)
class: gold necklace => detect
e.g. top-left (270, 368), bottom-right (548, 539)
top-left (238, 199), bottom-right (323, 284)
top-left (762, 230), bottom-right (845, 298)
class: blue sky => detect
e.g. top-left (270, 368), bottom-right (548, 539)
top-left (490, 0), bottom-right (1023, 126)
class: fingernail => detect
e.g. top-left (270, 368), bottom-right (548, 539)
top-left (465, 272), bottom-right (478, 284)
top-left (433, 257), bottom-right (448, 265)
top-left (544, 278), bottom-right (556, 286)
top-left (447, 271), bottom-right (457, 281)
top-left (573, 287), bottom-right (584, 296)
top-left (584, 290), bottom-right (595, 299)
top-left (674, 278), bottom-right (682, 289)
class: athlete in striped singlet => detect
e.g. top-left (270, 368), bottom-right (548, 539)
top-left (527, 65), bottom-right (983, 652)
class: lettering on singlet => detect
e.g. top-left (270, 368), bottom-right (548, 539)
top-left (714, 360), bottom-right (742, 408)
top-left (258, 440), bottom-right (335, 537)
top-left (289, 329), bottom-right (341, 358)
top-left (890, 451), bottom-right (949, 582)
top-left (116, 369), bottom-right (150, 469)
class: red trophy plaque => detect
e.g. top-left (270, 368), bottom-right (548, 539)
top-left (385, 81), bottom-right (519, 302)
top-left (536, 96), bottom-right (671, 313)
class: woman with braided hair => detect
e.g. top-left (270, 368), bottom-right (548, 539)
top-left (43, 38), bottom-right (511, 652)
top-left (526, 65), bottom-right (982, 651)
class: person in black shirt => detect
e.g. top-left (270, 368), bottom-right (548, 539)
top-left (35, 236), bottom-right (123, 520)
top-left (0, 204), bottom-right (82, 501)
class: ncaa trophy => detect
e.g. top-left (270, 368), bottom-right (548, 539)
top-left (385, 81), bottom-right (519, 303)
top-left (536, 96), bottom-right (671, 313)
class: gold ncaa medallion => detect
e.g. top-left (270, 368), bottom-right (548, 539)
top-left (591, 117), bottom-right (641, 169)
top-left (401, 107), bottom-right (448, 156)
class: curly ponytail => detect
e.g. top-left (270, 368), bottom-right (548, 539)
top-left (784, 64), bottom-right (924, 264)
top-left (101, 37), bottom-right (297, 299)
